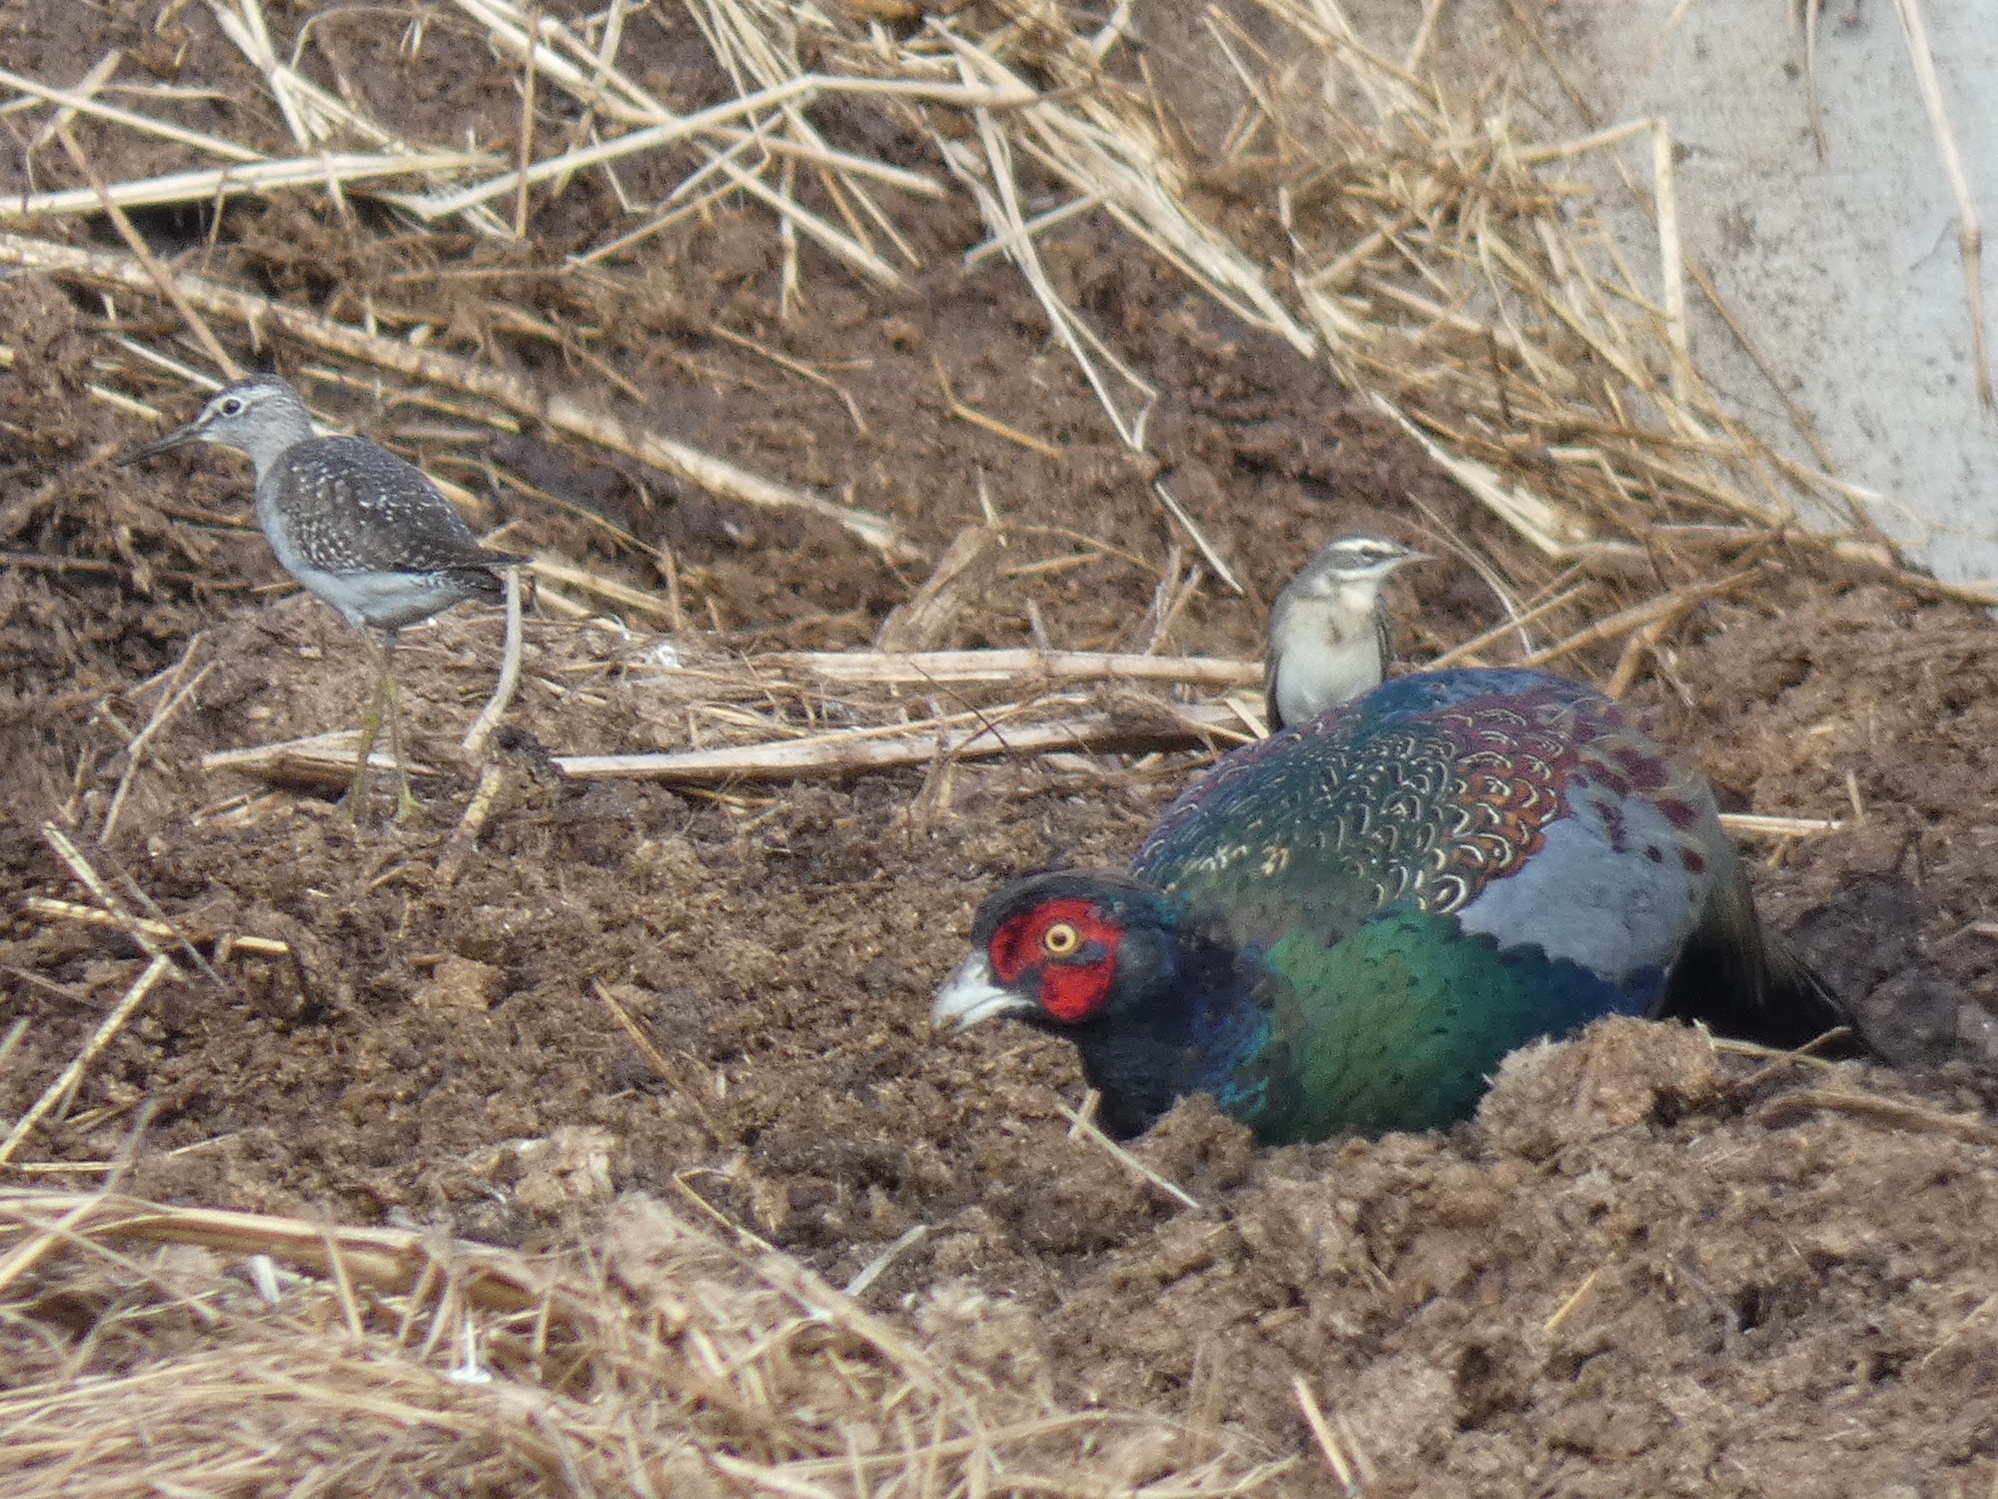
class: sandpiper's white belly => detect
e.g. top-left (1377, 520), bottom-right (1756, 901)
top-left (293, 564), bottom-right (477, 633)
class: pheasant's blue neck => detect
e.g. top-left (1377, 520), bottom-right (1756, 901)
top-left (1069, 920), bottom-right (1274, 1138)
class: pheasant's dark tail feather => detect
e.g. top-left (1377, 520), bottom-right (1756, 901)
top-left (1658, 852), bottom-right (1873, 1059)
top-left (1757, 932), bottom-right (1874, 1059)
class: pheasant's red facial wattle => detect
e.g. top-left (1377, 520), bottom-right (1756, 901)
top-left (988, 898), bottom-right (1123, 1025)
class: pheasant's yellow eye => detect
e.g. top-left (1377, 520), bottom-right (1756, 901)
top-left (1042, 922), bottom-right (1080, 956)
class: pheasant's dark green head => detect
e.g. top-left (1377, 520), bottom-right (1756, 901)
top-left (934, 871), bottom-right (1280, 1138)
top-left (932, 871), bottom-right (1180, 1034)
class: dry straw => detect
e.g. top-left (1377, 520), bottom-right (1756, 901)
top-left (0, 0), bottom-right (1892, 992)
top-left (0, 1188), bottom-right (1285, 1497)
top-left (4, 0), bottom-right (1974, 655)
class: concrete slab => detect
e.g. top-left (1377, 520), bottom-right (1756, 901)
top-left (1514, 0), bottom-right (1998, 583)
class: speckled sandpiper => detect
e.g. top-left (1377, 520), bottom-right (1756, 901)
top-left (119, 373), bottom-right (527, 817)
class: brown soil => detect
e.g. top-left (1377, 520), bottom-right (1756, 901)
top-left (4, 3), bottom-right (1998, 1495)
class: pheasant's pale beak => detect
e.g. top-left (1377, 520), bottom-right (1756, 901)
top-left (116, 419), bottom-right (207, 467)
top-left (931, 951), bottom-right (1033, 1032)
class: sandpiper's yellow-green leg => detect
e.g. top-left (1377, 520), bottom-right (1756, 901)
top-left (346, 632), bottom-right (420, 821)
top-left (346, 640), bottom-right (393, 819)
top-left (383, 665), bottom-right (421, 821)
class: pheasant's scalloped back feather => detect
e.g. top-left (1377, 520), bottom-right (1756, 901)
top-left (1135, 669), bottom-right (1721, 1005)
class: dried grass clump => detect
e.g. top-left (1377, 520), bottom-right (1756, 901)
top-left (658, 0), bottom-right (1954, 613)
top-left (200, 627), bottom-right (1264, 796)
top-left (0, 1186), bottom-right (1284, 1497)
top-left (791, 0), bottom-right (1985, 630)
top-left (2, 0), bottom-right (1965, 658)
